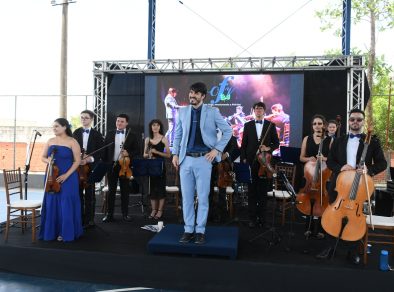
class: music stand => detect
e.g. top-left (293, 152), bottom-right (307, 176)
top-left (132, 158), bottom-right (164, 214)
top-left (225, 162), bottom-right (251, 225)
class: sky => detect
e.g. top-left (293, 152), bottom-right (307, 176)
top-left (0, 0), bottom-right (393, 123)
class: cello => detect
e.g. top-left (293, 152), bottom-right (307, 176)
top-left (296, 133), bottom-right (331, 217)
top-left (321, 130), bottom-right (375, 241)
top-left (217, 158), bottom-right (235, 188)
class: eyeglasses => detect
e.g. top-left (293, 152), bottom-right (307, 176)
top-left (349, 117), bottom-right (364, 122)
top-left (80, 116), bottom-right (91, 120)
top-left (313, 122), bottom-right (323, 125)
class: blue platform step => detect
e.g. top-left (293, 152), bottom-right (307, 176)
top-left (147, 224), bottom-right (239, 259)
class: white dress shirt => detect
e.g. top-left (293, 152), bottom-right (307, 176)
top-left (113, 130), bottom-right (125, 161)
top-left (346, 135), bottom-right (360, 168)
top-left (255, 120), bottom-right (264, 141)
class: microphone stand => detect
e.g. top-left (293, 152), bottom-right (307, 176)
top-left (24, 131), bottom-right (40, 200)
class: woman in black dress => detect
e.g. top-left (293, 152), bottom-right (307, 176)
top-left (143, 119), bottom-right (171, 220)
top-left (299, 114), bottom-right (331, 239)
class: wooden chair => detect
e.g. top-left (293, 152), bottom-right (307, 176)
top-left (213, 186), bottom-right (235, 218)
top-left (3, 168), bottom-right (41, 242)
top-left (165, 158), bottom-right (181, 218)
top-left (267, 163), bottom-right (297, 226)
top-left (363, 215), bottom-right (394, 265)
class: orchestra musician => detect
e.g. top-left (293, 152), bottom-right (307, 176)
top-left (102, 113), bottom-right (138, 223)
top-left (299, 114), bottom-right (331, 239)
top-left (240, 102), bottom-right (279, 228)
top-left (40, 118), bottom-right (83, 242)
top-left (316, 109), bottom-right (387, 264)
top-left (72, 110), bottom-right (104, 227)
top-left (143, 119), bottom-right (171, 220)
top-left (265, 103), bottom-right (290, 144)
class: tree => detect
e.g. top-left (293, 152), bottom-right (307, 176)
top-left (316, 0), bottom-right (394, 121)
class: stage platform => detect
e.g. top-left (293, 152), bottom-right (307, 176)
top-left (1, 192), bottom-right (394, 292)
top-left (147, 224), bottom-right (238, 259)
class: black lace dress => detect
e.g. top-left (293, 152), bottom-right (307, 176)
top-left (148, 140), bottom-right (166, 199)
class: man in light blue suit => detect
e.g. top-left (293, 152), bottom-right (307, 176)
top-left (172, 82), bottom-right (232, 244)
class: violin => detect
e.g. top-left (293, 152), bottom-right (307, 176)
top-left (256, 122), bottom-right (275, 178)
top-left (117, 129), bottom-right (133, 180)
top-left (78, 148), bottom-right (91, 189)
top-left (296, 133), bottom-right (331, 217)
top-left (321, 130), bottom-right (374, 241)
top-left (217, 158), bottom-right (235, 188)
top-left (44, 149), bottom-right (61, 194)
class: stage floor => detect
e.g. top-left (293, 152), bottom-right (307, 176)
top-left (0, 193), bottom-right (393, 292)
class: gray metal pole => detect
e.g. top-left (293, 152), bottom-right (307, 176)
top-left (60, 1), bottom-right (68, 118)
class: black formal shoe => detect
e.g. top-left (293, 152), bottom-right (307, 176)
top-left (316, 247), bottom-right (333, 260)
top-left (179, 232), bottom-right (194, 243)
top-left (347, 251), bottom-right (361, 265)
top-left (248, 220), bottom-right (256, 228)
top-left (102, 215), bottom-right (113, 223)
top-left (122, 215), bottom-right (133, 222)
top-left (194, 233), bottom-right (206, 244)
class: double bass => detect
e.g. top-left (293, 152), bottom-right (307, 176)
top-left (296, 133), bottom-right (331, 217)
top-left (217, 158), bottom-right (235, 188)
top-left (321, 130), bottom-right (374, 241)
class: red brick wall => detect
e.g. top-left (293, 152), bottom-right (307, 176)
top-left (0, 142), bottom-right (46, 172)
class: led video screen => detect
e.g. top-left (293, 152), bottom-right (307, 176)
top-left (145, 73), bottom-right (304, 154)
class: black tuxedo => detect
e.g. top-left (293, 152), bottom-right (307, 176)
top-left (103, 128), bottom-right (138, 217)
top-left (73, 127), bottom-right (104, 225)
top-left (240, 120), bottom-right (280, 165)
top-left (327, 133), bottom-right (387, 203)
top-left (240, 120), bottom-right (280, 222)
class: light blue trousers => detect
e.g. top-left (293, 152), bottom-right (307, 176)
top-left (179, 156), bottom-right (212, 234)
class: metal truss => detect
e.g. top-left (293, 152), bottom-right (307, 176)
top-left (342, 0), bottom-right (351, 55)
top-left (93, 55), bottom-right (365, 134)
top-left (147, 0), bottom-right (156, 60)
top-left (93, 71), bottom-right (107, 135)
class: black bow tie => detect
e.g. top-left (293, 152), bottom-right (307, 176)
top-left (255, 120), bottom-right (263, 124)
top-left (116, 130), bottom-right (125, 134)
top-left (83, 129), bottom-right (90, 134)
top-left (349, 133), bottom-right (361, 139)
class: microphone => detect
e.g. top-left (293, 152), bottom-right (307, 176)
top-left (34, 130), bottom-right (42, 136)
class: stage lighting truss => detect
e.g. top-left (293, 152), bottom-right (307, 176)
top-left (93, 55), bottom-right (365, 135)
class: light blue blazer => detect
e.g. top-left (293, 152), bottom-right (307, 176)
top-left (173, 104), bottom-right (232, 165)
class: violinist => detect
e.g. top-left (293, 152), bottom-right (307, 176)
top-left (240, 102), bottom-right (279, 228)
top-left (73, 110), bottom-right (104, 227)
top-left (39, 118), bottom-right (83, 242)
top-left (299, 114), bottom-right (331, 239)
top-left (316, 109), bottom-right (387, 264)
top-left (143, 119), bottom-right (171, 220)
top-left (102, 113), bottom-right (138, 223)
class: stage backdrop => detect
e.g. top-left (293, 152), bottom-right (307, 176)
top-left (106, 71), bottom-right (349, 156)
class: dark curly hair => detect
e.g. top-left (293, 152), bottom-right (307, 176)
top-left (54, 118), bottom-right (73, 137)
top-left (148, 119), bottom-right (164, 138)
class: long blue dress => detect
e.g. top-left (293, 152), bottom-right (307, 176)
top-left (39, 145), bottom-right (83, 242)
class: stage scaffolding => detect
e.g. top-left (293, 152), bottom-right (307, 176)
top-left (93, 55), bottom-right (365, 135)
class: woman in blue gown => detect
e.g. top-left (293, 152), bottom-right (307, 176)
top-left (40, 118), bottom-right (83, 242)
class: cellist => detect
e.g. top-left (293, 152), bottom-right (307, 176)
top-left (299, 114), bottom-right (331, 239)
top-left (72, 110), bottom-right (104, 228)
top-left (102, 113), bottom-right (138, 223)
top-left (316, 109), bottom-right (387, 264)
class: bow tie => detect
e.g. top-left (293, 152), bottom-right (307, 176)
top-left (349, 133), bottom-right (361, 139)
top-left (255, 120), bottom-right (263, 124)
top-left (82, 129), bottom-right (90, 134)
top-left (116, 130), bottom-right (125, 134)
